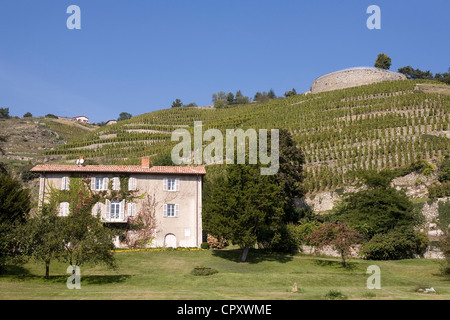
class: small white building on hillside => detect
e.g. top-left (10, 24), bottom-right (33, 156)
top-left (74, 116), bottom-right (89, 123)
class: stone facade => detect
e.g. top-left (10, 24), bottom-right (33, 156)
top-left (31, 160), bottom-right (205, 248)
top-left (311, 67), bottom-right (407, 94)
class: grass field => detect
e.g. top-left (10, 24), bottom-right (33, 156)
top-left (0, 249), bottom-right (448, 300)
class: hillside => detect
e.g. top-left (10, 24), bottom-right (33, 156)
top-left (0, 117), bottom-right (94, 169)
top-left (42, 79), bottom-right (450, 195)
top-left (0, 117), bottom-right (95, 207)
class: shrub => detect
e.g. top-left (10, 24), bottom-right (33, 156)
top-left (428, 181), bottom-right (450, 198)
top-left (270, 223), bottom-right (302, 253)
top-left (440, 233), bottom-right (450, 275)
top-left (206, 235), bottom-right (228, 249)
top-left (360, 227), bottom-right (429, 260)
top-left (438, 156), bottom-right (450, 182)
top-left (191, 265), bottom-right (218, 276)
top-left (323, 289), bottom-right (347, 300)
top-left (200, 242), bottom-right (209, 250)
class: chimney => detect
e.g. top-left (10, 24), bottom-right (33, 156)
top-left (141, 156), bottom-right (150, 168)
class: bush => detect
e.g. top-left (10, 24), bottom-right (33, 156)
top-left (270, 223), bottom-right (302, 253)
top-left (360, 227), bottom-right (429, 260)
top-left (428, 181), bottom-right (450, 198)
top-left (438, 156), bottom-right (450, 183)
top-left (440, 233), bottom-right (450, 275)
top-left (191, 265), bottom-right (218, 276)
top-left (323, 290), bottom-right (347, 300)
top-left (200, 242), bottom-right (209, 250)
top-left (20, 164), bottom-right (39, 182)
top-left (206, 235), bottom-right (228, 249)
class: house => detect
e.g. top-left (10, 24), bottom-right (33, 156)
top-left (30, 157), bottom-right (206, 248)
top-left (74, 115), bottom-right (89, 123)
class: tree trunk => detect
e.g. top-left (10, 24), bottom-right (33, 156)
top-left (340, 251), bottom-right (346, 267)
top-left (241, 246), bottom-right (249, 262)
top-left (45, 261), bottom-right (50, 279)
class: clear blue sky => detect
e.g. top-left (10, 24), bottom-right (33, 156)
top-left (1, 1), bottom-right (449, 123)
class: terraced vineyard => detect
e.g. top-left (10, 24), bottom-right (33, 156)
top-left (44, 80), bottom-right (450, 193)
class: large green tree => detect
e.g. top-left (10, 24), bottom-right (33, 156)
top-left (0, 108), bottom-right (10, 119)
top-left (374, 53), bottom-right (392, 70)
top-left (20, 205), bottom-right (64, 279)
top-left (329, 171), bottom-right (428, 259)
top-left (203, 164), bottom-right (284, 262)
top-left (117, 112), bottom-right (132, 121)
top-left (330, 171), bottom-right (418, 239)
top-left (275, 129), bottom-right (305, 223)
top-left (0, 171), bottom-right (31, 273)
top-left (24, 177), bottom-right (118, 278)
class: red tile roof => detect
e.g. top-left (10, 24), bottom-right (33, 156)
top-left (30, 164), bottom-right (206, 175)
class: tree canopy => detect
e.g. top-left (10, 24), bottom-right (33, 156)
top-left (118, 112), bottom-right (132, 121)
top-left (374, 53), bottom-right (392, 70)
top-left (203, 164), bottom-right (284, 262)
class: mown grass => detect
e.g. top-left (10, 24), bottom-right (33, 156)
top-left (0, 249), bottom-right (448, 300)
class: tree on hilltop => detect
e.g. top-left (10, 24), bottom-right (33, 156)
top-left (374, 53), bottom-right (392, 70)
top-left (118, 112), bottom-right (132, 121)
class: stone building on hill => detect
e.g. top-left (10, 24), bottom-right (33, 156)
top-left (311, 67), bottom-right (407, 94)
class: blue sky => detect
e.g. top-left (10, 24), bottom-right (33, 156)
top-left (0, 1), bottom-right (449, 123)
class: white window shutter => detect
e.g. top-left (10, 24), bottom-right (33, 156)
top-left (61, 177), bottom-right (69, 190)
top-left (103, 177), bottom-right (109, 190)
top-left (128, 177), bottom-right (136, 191)
top-left (175, 204), bottom-right (179, 217)
top-left (65, 177), bottom-right (70, 190)
top-left (175, 178), bottom-right (180, 191)
top-left (128, 203), bottom-right (136, 217)
top-left (105, 199), bottom-right (111, 219)
top-left (163, 204), bottom-right (167, 217)
top-left (112, 177), bottom-right (119, 191)
top-left (163, 178), bottom-right (168, 191)
top-left (59, 202), bottom-right (69, 216)
top-left (92, 202), bottom-right (100, 217)
top-left (120, 200), bottom-right (125, 220)
top-left (91, 177), bottom-right (96, 190)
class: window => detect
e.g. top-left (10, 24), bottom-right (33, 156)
top-left (96, 178), bottom-right (104, 190)
top-left (110, 201), bottom-right (121, 220)
top-left (112, 177), bottom-right (120, 191)
top-left (163, 204), bottom-right (179, 217)
top-left (127, 202), bottom-right (136, 217)
top-left (128, 177), bottom-right (137, 191)
top-left (91, 177), bottom-right (108, 191)
top-left (105, 199), bottom-right (125, 222)
top-left (59, 202), bottom-right (69, 217)
top-left (61, 176), bottom-right (70, 191)
top-left (164, 178), bottom-right (179, 191)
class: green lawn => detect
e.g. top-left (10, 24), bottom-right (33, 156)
top-left (0, 249), bottom-right (448, 300)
